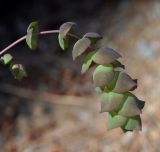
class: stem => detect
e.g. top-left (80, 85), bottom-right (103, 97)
top-left (0, 36), bottom-right (27, 56)
top-left (0, 30), bottom-right (79, 56)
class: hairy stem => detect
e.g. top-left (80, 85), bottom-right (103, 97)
top-left (0, 30), bottom-right (79, 56)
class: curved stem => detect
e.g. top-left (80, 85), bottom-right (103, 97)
top-left (0, 36), bottom-right (27, 56)
top-left (0, 30), bottom-right (79, 56)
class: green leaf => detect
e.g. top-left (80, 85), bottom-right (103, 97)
top-left (81, 51), bottom-right (96, 74)
top-left (108, 112), bottom-right (127, 129)
top-left (58, 22), bottom-right (75, 50)
top-left (0, 54), bottom-right (13, 65)
top-left (59, 22), bottom-right (76, 38)
top-left (107, 71), bottom-right (120, 91)
top-left (10, 64), bottom-right (27, 80)
top-left (123, 116), bottom-right (142, 131)
top-left (72, 37), bottom-right (91, 60)
top-left (93, 65), bottom-right (114, 87)
top-left (26, 21), bottom-right (39, 50)
top-left (113, 72), bottom-right (137, 93)
top-left (100, 92), bottom-right (124, 112)
top-left (118, 95), bottom-right (141, 117)
top-left (124, 92), bottom-right (145, 110)
top-left (83, 32), bottom-right (102, 43)
top-left (93, 47), bottom-right (122, 64)
top-left (58, 34), bottom-right (69, 50)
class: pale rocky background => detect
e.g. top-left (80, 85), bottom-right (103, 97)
top-left (0, 0), bottom-right (160, 151)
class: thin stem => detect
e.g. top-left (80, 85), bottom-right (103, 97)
top-left (0, 36), bottom-right (27, 56)
top-left (68, 33), bottom-right (80, 39)
top-left (0, 30), bottom-right (79, 56)
top-left (40, 30), bottom-right (59, 35)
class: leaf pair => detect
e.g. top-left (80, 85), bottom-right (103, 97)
top-left (26, 21), bottom-right (39, 50)
top-left (93, 65), bottom-right (137, 93)
top-left (0, 54), bottom-right (13, 65)
top-left (11, 64), bottom-right (27, 80)
top-left (72, 32), bottom-right (102, 60)
top-left (81, 48), bottom-right (123, 74)
top-left (0, 54), bottom-right (27, 80)
top-left (100, 92), bottom-right (124, 112)
top-left (101, 91), bottom-right (145, 116)
top-left (58, 22), bottom-right (76, 50)
top-left (108, 112), bottom-right (141, 131)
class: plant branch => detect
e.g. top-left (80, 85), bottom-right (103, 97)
top-left (0, 30), bottom-right (79, 56)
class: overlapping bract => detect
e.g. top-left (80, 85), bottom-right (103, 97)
top-left (59, 22), bottom-right (145, 132)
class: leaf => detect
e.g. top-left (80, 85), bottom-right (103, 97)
top-left (58, 34), bottom-right (69, 50)
top-left (118, 95), bottom-right (141, 117)
top-left (107, 71), bottom-right (120, 91)
top-left (59, 22), bottom-right (76, 38)
top-left (113, 72), bottom-right (137, 93)
top-left (93, 65), bottom-right (114, 87)
top-left (1, 54), bottom-right (13, 65)
top-left (100, 92), bottom-right (124, 112)
top-left (123, 116), bottom-right (142, 131)
top-left (124, 92), bottom-right (145, 110)
top-left (26, 21), bottom-right (39, 50)
top-left (83, 32), bottom-right (102, 43)
top-left (93, 47), bottom-right (122, 64)
top-left (72, 37), bottom-right (91, 60)
top-left (108, 112), bottom-right (127, 129)
top-left (58, 22), bottom-right (76, 50)
top-left (11, 64), bottom-right (27, 80)
top-left (81, 51), bottom-right (96, 74)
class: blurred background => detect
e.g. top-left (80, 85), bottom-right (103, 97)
top-left (0, 0), bottom-right (159, 151)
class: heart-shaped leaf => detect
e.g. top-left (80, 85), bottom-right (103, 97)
top-left (83, 32), bottom-right (102, 43)
top-left (1, 54), bottom-right (13, 65)
top-left (101, 92), bottom-right (124, 112)
top-left (72, 37), bottom-right (91, 60)
top-left (93, 47), bottom-right (122, 64)
top-left (113, 72), bottom-right (137, 93)
top-left (118, 95), bottom-right (141, 117)
top-left (93, 65), bottom-right (114, 87)
top-left (58, 34), bottom-right (69, 50)
top-left (10, 64), bottom-right (27, 80)
top-left (108, 112), bottom-right (127, 129)
top-left (59, 22), bottom-right (75, 38)
top-left (81, 51), bottom-right (96, 74)
top-left (58, 22), bottom-right (76, 50)
top-left (26, 21), bottom-right (39, 50)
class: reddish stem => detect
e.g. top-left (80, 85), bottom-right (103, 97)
top-left (0, 30), bottom-right (79, 56)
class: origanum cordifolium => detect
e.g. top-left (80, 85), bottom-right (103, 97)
top-left (0, 21), bottom-right (145, 132)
